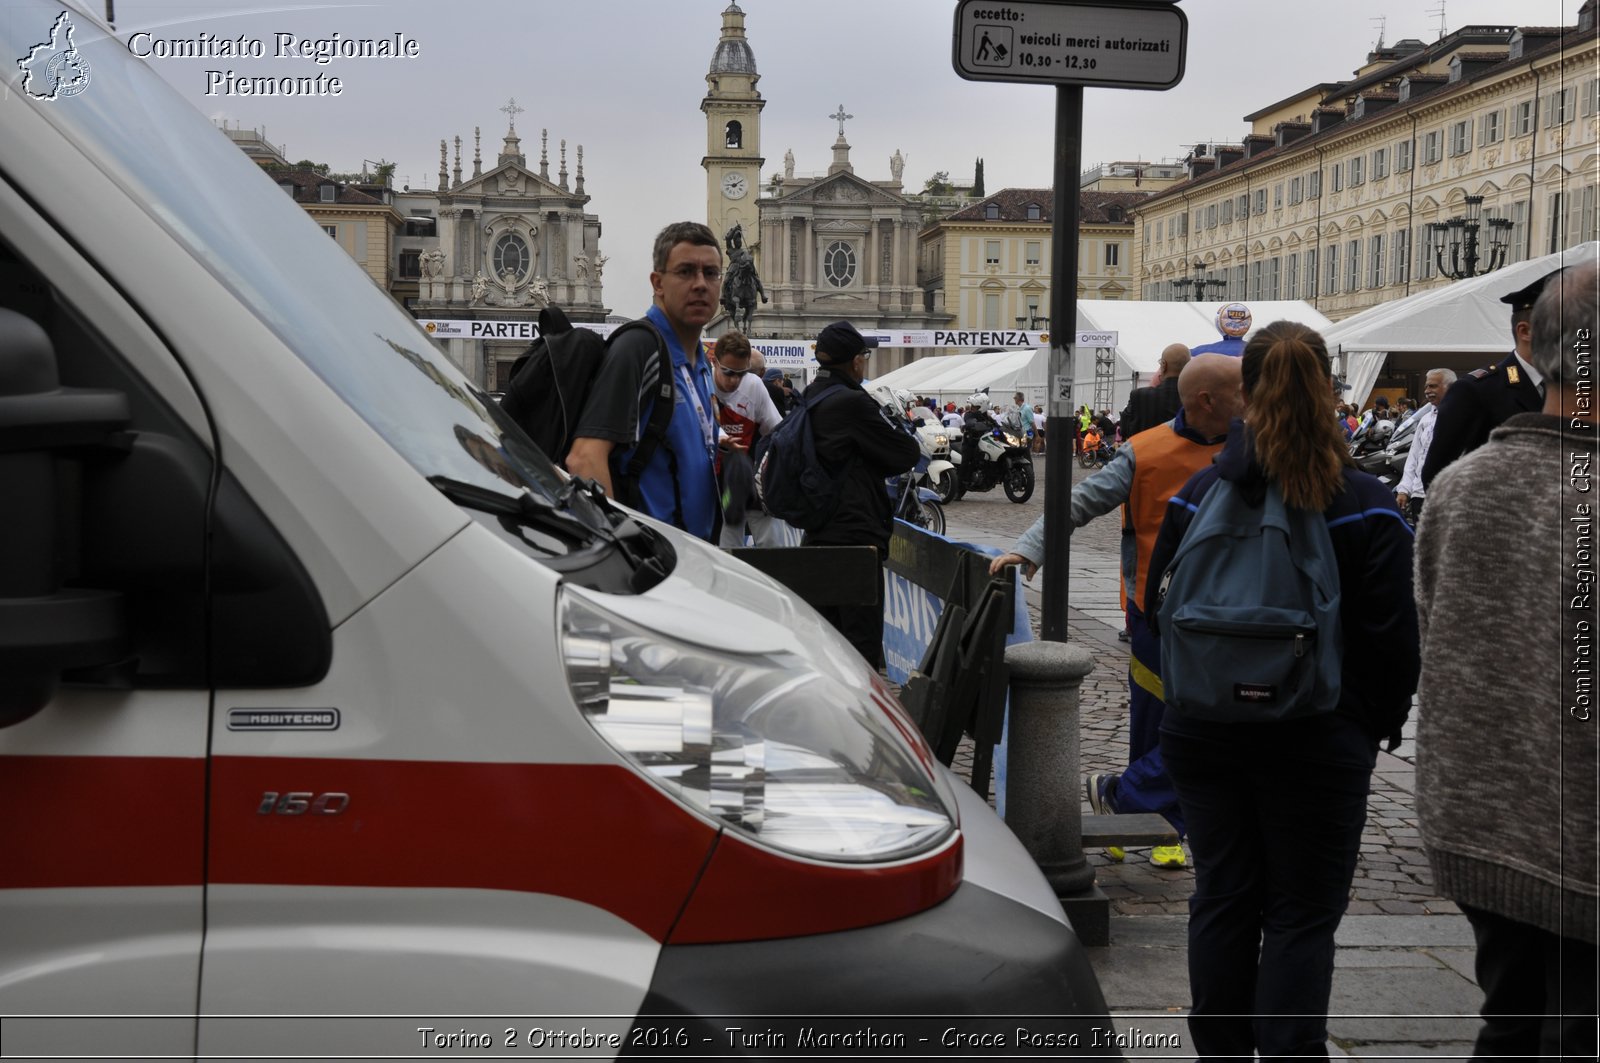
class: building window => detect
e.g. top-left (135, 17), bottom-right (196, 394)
top-left (1305, 247), bottom-right (1318, 297)
top-left (1480, 109), bottom-right (1503, 145)
top-left (1345, 239), bottom-right (1360, 291)
top-left (1392, 227), bottom-right (1410, 285)
top-left (399, 250), bottom-right (421, 278)
top-left (1273, 183), bottom-right (1284, 209)
top-left (1025, 240), bottom-right (1041, 266)
top-left (1548, 192), bottom-right (1568, 254)
top-left (1206, 203), bottom-right (1217, 228)
top-left (1422, 130), bottom-right (1442, 164)
top-left (1395, 139), bottom-right (1413, 172)
top-left (1418, 224), bottom-right (1437, 279)
top-left (1285, 251), bottom-right (1299, 299)
top-left (1268, 256), bottom-right (1281, 299)
top-left (725, 120), bottom-right (742, 149)
top-left (1308, 170), bottom-right (1322, 198)
top-left (1288, 177), bottom-right (1302, 206)
top-left (1105, 243), bottom-right (1120, 267)
top-left (321, 224), bottom-right (338, 239)
top-left (1585, 80), bottom-right (1600, 116)
top-left (319, 184), bottom-right (336, 203)
top-left (983, 293), bottom-right (1000, 328)
top-left (1177, 213), bottom-right (1189, 236)
top-left (1548, 87), bottom-right (1576, 125)
top-left (985, 240), bottom-right (1001, 266)
top-left (278, 181), bottom-right (295, 197)
top-left (1026, 203), bottom-right (1042, 220)
top-left (1348, 156), bottom-right (1364, 186)
top-left (1231, 265), bottom-right (1246, 300)
top-left (1368, 234), bottom-right (1385, 289)
top-left (1330, 163), bottom-right (1342, 193)
top-left (1253, 189), bottom-right (1267, 215)
top-left (1249, 260), bottom-right (1262, 300)
top-left (1237, 194), bottom-right (1249, 216)
top-left (1155, 220), bottom-right (1164, 242)
top-left (985, 203), bottom-right (1001, 220)
top-left (493, 232), bottom-right (531, 283)
top-left (1513, 99), bottom-right (1536, 136)
top-left (824, 240), bottom-right (857, 287)
top-left (1221, 199), bottom-right (1234, 224)
top-left (1326, 242), bottom-right (1339, 294)
top-left (1372, 147), bottom-right (1388, 180)
top-left (1582, 184), bottom-right (1598, 243)
top-left (1449, 119), bottom-right (1473, 156)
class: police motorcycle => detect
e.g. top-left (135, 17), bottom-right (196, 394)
top-left (897, 392), bottom-right (962, 505)
top-left (1349, 411), bottom-right (1413, 489)
top-left (954, 392), bottom-right (1036, 504)
top-left (874, 388), bottom-right (948, 535)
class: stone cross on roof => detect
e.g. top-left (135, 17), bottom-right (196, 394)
top-left (500, 97), bottom-right (525, 134)
top-left (829, 104), bottom-right (853, 137)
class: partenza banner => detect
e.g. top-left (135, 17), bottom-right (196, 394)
top-left (415, 319), bottom-right (1062, 351)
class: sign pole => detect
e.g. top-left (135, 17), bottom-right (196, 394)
top-left (1041, 83), bottom-right (1083, 643)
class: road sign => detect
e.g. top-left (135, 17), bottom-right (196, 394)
top-left (952, 0), bottom-right (1187, 90)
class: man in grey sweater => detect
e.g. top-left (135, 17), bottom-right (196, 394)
top-left (1415, 258), bottom-right (1598, 1060)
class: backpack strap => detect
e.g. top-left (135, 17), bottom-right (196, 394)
top-left (607, 319), bottom-right (677, 512)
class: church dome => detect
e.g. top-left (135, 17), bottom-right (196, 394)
top-left (709, 2), bottom-right (757, 75)
top-left (709, 37), bottom-right (757, 74)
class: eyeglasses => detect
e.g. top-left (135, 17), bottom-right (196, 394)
top-left (714, 361), bottom-right (748, 377)
top-left (664, 265), bottom-right (723, 283)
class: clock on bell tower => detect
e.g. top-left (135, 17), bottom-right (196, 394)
top-left (702, 2), bottom-right (764, 252)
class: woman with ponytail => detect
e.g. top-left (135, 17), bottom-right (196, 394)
top-left (1143, 321), bottom-right (1420, 1060)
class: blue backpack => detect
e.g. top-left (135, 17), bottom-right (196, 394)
top-left (754, 387), bottom-right (850, 532)
top-left (1154, 479), bottom-right (1343, 722)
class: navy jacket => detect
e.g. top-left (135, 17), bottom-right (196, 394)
top-left (1119, 377), bottom-right (1181, 440)
top-left (1419, 351), bottom-right (1542, 488)
top-left (1145, 423), bottom-right (1421, 749)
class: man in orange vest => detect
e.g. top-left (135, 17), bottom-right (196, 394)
top-left (991, 354), bottom-right (1243, 867)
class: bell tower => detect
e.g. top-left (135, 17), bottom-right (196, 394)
top-left (702, 2), bottom-right (764, 253)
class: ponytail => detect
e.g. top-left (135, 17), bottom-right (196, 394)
top-left (1242, 321), bottom-right (1351, 511)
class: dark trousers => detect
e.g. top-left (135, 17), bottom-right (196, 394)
top-left (1461, 904), bottom-right (1598, 1061)
top-left (816, 546), bottom-right (886, 670)
top-left (1161, 714), bottom-right (1376, 1061)
top-left (1118, 603), bottom-right (1183, 834)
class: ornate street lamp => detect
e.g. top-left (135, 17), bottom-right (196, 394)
top-left (1428, 195), bottom-right (1513, 280)
top-left (1172, 259), bottom-right (1226, 301)
top-left (1015, 311), bottom-right (1048, 329)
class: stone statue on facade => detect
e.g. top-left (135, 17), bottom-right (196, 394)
top-left (471, 271), bottom-right (489, 304)
top-left (593, 254), bottom-right (607, 280)
top-left (784, 149), bottom-right (795, 180)
top-left (574, 253), bottom-right (590, 280)
top-left (891, 149), bottom-right (904, 183)
top-left (530, 275), bottom-right (550, 308)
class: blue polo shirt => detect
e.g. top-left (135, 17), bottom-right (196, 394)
top-left (616, 306), bottom-right (720, 540)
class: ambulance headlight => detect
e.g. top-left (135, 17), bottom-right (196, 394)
top-left (559, 592), bottom-right (954, 863)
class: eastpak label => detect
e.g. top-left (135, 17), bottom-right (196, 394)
top-left (1233, 684), bottom-right (1276, 703)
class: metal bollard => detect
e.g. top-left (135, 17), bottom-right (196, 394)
top-left (1003, 640), bottom-right (1097, 896)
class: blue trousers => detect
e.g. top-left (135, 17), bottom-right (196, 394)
top-left (1119, 604), bottom-right (1184, 835)
top-left (1161, 713), bottom-right (1376, 1061)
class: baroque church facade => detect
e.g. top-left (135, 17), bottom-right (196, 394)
top-left (393, 108), bottom-right (606, 391)
top-left (702, 3), bottom-right (952, 355)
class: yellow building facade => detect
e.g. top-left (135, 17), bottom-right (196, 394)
top-left (1135, 9), bottom-right (1599, 320)
top-left (918, 188), bottom-right (1149, 329)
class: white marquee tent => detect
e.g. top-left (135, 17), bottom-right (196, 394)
top-left (1323, 241), bottom-right (1599, 404)
top-left (872, 299), bottom-right (1333, 412)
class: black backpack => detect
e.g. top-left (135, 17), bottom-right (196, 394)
top-left (501, 307), bottom-right (670, 484)
top-left (754, 387), bottom-right (851, 532)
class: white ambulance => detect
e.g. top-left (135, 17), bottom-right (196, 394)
top-left (0, 2), bottom-right (1113, 1055)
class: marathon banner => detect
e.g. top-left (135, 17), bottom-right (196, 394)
top-left (415, 319), bottom-right (1072, 352)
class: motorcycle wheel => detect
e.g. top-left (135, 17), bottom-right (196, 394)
top-left (1003, 462), bottom-right (1035, 504)
top-left (933, 470), bottom-right (959, 505)
top-left (918, 499), bottom-right (946, 537)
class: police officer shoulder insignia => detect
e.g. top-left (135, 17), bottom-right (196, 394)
top-left (1506, 364), bottom-right (1521, 386)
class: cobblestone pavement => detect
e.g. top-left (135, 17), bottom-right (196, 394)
top-left (943, 455), bottom-right (1453, 920)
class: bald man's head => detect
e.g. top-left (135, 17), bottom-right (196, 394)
top-left (1178, 353), bottom-right (1244, 438)
top-left (1159, 343), bottom-right (1191, 381)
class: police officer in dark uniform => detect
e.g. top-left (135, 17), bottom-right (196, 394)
top-left (804, 321), bottom-right (921, 670)
top-left (1420, 268), bottom-right (1562, 488)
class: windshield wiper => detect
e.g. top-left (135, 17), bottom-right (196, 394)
top-left (427, 476), bottom-right (612, 546)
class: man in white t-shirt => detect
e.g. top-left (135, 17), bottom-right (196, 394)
top-left (711, 331), bottom-right (784, 548)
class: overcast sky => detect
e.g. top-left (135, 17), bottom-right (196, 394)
top-left (114, 0), bottom-right (1585, 319)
